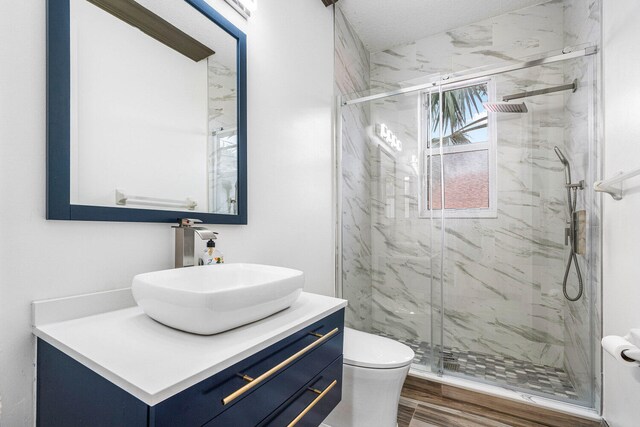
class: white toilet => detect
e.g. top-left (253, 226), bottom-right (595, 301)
top-left (322, 328), bottom-right (415, 427)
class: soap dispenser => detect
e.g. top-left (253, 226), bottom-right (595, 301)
top-left (201, 239), bottom-right (224, 265)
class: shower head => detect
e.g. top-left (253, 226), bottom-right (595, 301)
top-left (554, 146), bottom-right (569, 166)
top-left (485, 79), bottom-right (578, 114)
top-left (554, 146), bottom-right (572, 185)
top-left (483, 101), bottom-right (528, 113)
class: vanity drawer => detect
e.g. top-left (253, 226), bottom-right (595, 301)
top-left (205, 340), bottom-right (342, 426)
top-left (259, 355), bottom-right (343, 427)
top-left (151, 309), bottom-right (344, 427)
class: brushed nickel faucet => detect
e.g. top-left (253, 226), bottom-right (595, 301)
top-left (173, 218), bottom-right (218, 268)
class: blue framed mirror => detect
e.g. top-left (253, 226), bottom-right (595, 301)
top-left (47, 0), bottom-right (247, 224)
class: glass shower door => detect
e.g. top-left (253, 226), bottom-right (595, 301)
top-left (339, 89), bottom-right (437, 372)
top-left (369, 91), bottom-right (435, 372)
top-left (422, 80), bottom-right (496, 376)
top-left (433, 54), bottom-right (598, 406)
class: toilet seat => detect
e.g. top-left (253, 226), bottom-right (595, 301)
top-left (343, 328), bottom-right (415, 369)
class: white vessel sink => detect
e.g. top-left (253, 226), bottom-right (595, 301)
top-left (132, 263), bottom-right (304, 335)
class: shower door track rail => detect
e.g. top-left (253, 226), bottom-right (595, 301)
top-left (342, 46), bottom-right (597, 106)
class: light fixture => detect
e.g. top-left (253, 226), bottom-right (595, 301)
top-left (224, 0), bottom-right (257, 19)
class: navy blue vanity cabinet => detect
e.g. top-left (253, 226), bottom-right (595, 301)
top-left (37, 340), bottom-right (148, 427)
top-left (37, 309), bottom-right (344, 427)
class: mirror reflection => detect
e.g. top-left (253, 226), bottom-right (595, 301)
top-left (69, 0), bottom-right (238, 214)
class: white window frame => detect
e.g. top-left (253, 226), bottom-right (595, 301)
top-left (419, 77), bottom-right (497, 219)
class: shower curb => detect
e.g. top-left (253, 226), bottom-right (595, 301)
top-left (401, 375), bottom-right (602, 427)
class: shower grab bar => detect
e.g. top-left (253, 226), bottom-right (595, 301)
top-left (593, 169), bottom-right (640, 200)
top-left (115, 189), bottom-right (198, 210)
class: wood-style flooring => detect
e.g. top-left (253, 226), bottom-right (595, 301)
top-left (397, 375), bottom-right (603, 427)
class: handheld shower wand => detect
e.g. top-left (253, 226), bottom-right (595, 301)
top-left (554, 146), bottom-right (584, 302)
top-left (553, 146), bottom-right (571, 186)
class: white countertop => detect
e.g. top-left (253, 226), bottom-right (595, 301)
top-left (32, 289), bottom-right (347, 406)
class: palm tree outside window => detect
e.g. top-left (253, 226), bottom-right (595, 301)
top-left (421, 78), bottom-right (497, 218)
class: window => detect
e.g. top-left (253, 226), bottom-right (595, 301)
top-left (420, 79), bottom-right (496, 218)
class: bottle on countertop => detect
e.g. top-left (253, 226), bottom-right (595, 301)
top-left (201, 239), bottom-right (224, 265)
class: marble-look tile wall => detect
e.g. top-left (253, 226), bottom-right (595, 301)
top-left (335, 7), bottom-right (373, 331)
top-left (369, 1), bottom-right (566, 94)
top-left (562, 0), bottom-right (602, 407)
top-left (207, 57), bottom-right (237, 131)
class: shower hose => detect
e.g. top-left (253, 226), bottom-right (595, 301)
top-left (562, 184), bottom-right (584, 302)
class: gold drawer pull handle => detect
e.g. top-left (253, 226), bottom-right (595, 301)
top-left (222, 327), bottom-right (339, 405)
top-left (287, 379), bottom-right (338, 427)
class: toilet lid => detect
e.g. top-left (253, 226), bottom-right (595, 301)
top-left (342, 328), bottom-right (415, 369)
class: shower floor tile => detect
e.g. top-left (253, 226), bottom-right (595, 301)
top-left (375, 332), bottom-right (578, 400)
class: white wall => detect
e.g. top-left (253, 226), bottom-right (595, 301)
top-left (0, 0), bottom-right (335, 425)
top-left (602, 1), bottom-right (640, 426)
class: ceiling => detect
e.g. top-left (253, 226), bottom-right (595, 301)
top-left (338, 0), bottom-right (548, 53)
